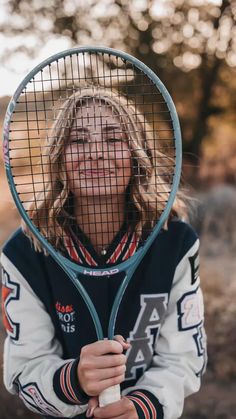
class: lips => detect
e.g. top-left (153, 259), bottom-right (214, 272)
top-left (79, 169), bottom-right (115, 177)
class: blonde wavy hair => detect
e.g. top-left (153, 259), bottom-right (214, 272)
top-left (23, 87), bottom-right (187, 251)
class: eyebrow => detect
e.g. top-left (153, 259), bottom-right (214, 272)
top-left (70, 127), bottom-right (89, 134)
top-left (70, 124), bottom-right (123, 134)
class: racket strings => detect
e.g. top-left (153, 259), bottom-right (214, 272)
top-left (8, 51), bottom-right (176, 262)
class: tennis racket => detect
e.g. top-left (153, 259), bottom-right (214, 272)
top-left (3, 46), bottom-right (182, 406)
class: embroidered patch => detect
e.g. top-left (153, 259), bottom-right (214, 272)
top-left (55, 301), bottom-right (76, 333)
top-left (193, 324), bottom-right (205, 356)
top-left (126, 293), bottom-right (168, 380)
top-left (16, 380), bottom-right (61, 416)
top-left (189, 250), bottom-right (199, 285)
top-left (177, 287), bottom-right (203, 331)
top-left (1, 269), bottom-right (20, 340)
top-left (193, 325), bottom-right (208, 375)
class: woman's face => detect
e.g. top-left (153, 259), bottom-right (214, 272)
top-left (65, 100), bottom-right (132, 199)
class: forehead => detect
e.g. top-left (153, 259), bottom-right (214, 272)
top-left (75, 98), bottom-right (120, 123)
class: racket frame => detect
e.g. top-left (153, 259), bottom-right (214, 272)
top-left (3, 46), bottom-right (182, 340)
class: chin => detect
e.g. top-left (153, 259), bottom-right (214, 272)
top-left (72, 185), bottom-right (127, 198)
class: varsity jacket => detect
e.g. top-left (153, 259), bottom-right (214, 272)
top-left (1, 219), bottom-right (207, 419)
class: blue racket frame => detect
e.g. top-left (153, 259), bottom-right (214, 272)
top-left (3, 46), bottom-right (182, 339)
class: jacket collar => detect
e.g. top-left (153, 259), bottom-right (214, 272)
top-left (62, 223), bottom-right (140, 267)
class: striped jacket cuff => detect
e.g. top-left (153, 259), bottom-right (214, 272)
top-left (53, 359), bottom-right (89, 405)
top-left (127, 390), bottom-right (163, 419)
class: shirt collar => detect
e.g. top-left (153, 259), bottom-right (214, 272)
top-left (62, 223), bottom-right (140, 267)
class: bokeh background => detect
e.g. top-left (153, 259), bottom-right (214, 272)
top-left (0, 0), bottom-right (236, 418)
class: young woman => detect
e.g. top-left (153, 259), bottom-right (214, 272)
top-left (1, 88), bottom-right (207, 419)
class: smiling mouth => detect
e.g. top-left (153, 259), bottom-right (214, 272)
top-left (79, 169), bottom-right (115, 177)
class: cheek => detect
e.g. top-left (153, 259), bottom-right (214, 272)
top-left (65, 156), bottom-right (72, 176)
top-left (116, 150), bottom-right (132, 177)
top-left (65, 146), bottom-right (80, 170)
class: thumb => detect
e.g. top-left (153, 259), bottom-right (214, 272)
top-left (114, 335), bottom-right (131, 351)
top-left (86, 396), bottom-right (99, 418)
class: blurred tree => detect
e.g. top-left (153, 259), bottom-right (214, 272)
top-left (1, 0), bottom-right (235, 167)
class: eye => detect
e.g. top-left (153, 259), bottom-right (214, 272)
top-left (107, 137), bottom-right (122, 144)
top-left (70, 137), bottom-right (88, 145)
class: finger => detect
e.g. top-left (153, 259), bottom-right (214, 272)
top-left (80, 353), bottom-right (126, 371)
top-left (93, 397), bottom-right (135, 418)
top-left (91, 353), bottom-right (127, 369)
top-left (94, 414), bottom-right (126, 419)
top-left (87, 364), bottom-right (126, 381)
top-left (97, 374), bottom-right (125, 394)
top-left (86, 396), bottom-right (99, 418)
top-left (81, 373), bottom-right (125, 397)
top-left (114, 335), bottom-right (131, 351)
top-left (82, 340), bottom-right (124, 356)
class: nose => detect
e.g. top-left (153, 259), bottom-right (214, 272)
top-left (88, 137), bottom-right (104, 160)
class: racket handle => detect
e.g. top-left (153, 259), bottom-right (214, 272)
top-left (99, 384), bottom-right (121, 407)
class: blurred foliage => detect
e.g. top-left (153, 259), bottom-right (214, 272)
top-left (1, 0), bottom-right (236, 183)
